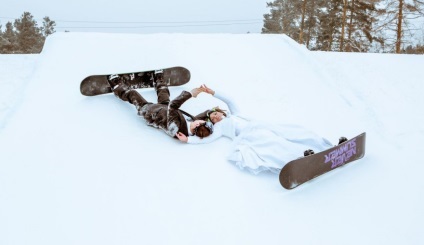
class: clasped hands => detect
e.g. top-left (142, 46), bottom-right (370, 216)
top-left (191, 84), bottom-right (215, 98)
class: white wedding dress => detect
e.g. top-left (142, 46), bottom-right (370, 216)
top-left (187, 91), bottom-right (333, 174)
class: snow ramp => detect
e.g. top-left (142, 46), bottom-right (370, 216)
top-left (0, 33), bottom-right (369, 245)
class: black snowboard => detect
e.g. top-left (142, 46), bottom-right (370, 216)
top-left (279, 132), bottom-right (366, 190)
top-left (80, 66), bottom-right (191, 96)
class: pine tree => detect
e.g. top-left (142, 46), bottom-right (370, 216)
top-left (262, 0), bottom-right (303, 41)
top-left (262, 1), bottom-right (285, 34)
top-left (340, 0), bottom-right (380, 52)
top-left (378, 0), bottom-right (424, 53)
top-left (1, 22), bottom-right (17, 53)
top-left (42, 17), bottom-right (56, 37)
top-left (0, 24), bottom-right (4, 49)
top-left (316, 0), bottom-right (344, 51)
top-left (260, 0), bottom-right (424, 53)
top-left (301, 0), bottom-right (320, 49)
top-left (0, 12), bottom-right (56, 53)
top-left (13, 12), bottom-right (44, 53)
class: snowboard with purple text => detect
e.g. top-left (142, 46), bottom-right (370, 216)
top-left (279, 132), bottom-right (366, 189)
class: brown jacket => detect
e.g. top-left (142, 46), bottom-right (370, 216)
top-left (138, 91), bottom-right (192, 138)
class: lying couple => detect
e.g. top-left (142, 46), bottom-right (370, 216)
top-left (108, 71), bottom-right (345, 174)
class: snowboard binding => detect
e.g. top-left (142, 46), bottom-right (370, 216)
top-left (304, 149), bottom-right (315, 157)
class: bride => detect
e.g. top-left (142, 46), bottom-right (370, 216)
top-left (176, 85), bottom-right (343, 174)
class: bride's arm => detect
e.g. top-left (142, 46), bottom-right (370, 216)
top-left (201, 84), bottom-right (240, 116)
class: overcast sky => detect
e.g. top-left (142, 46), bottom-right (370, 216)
top-left (1, 0), bottom-right (270, 34)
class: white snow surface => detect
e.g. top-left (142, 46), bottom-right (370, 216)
top-left (0, 32), bottom-right (423, 245)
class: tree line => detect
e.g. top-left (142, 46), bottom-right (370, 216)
top-left (2, 7), bottom-right (423, 54)
top-left (262, 0), bottom-right (424, 54)
top-left (0, 12), bottom-right (56, 54)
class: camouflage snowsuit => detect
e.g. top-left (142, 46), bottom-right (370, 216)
top-left (114, 84), bottom-right (192, 139)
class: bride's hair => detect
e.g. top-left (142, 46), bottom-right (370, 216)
top-left (207, 107), bottom-right (227, 121)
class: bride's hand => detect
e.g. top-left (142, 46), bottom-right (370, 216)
top-left (201, 84), bottom-right (215, 95)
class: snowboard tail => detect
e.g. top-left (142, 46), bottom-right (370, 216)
top-left (279, 132), bottom-right (366, 190)
top-left (80, 66), bottom-right (191, 96)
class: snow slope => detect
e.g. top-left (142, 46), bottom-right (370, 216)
top-left (0, 55), bottom-right (38, 129)
top-left (0, 32), bottom-right (423, 245)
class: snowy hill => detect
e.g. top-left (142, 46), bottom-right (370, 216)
top-left (0, 55), bottom-right (38, 129)
top-left (0, 32), bottom-right (423, 245)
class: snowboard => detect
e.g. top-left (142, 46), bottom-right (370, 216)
top-left (80, 66), bottom-right (191, 96)
top-left (279, 132), bottom-right (366, 190)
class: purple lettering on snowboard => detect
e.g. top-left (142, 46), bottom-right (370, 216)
top-left (324, 139), bottom-right (357, 168)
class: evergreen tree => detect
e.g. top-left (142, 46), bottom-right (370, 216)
top-left (0, 24), bottom-right (4, 49)
top-left (13, 12), bottom-right (44, 53)
top-left (341, 0), bottom-right (380, 52)
top-left (262, 1), bottom-right (285, 34)
top-left (0, 12), bottom-right (56, 53)
top-left (298, 0), bottom-right (324, 46)
top-left (42, 17), bottom-right (56, 37)
top-left (261, 0), bottom-right (424, 53)
top-left (304, 0), bottom-right (320, 49)
top-left (315, 0), bottom-right (344, 51)
top-left (1, 22), bottom-right (17, 53)
top-left (262, 0), bottom-right (303, 41)
top-left (376, 0), bottom-right (424, 53)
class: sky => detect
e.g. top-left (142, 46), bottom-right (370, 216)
top-left (0, 0), bottom-right (270, 34)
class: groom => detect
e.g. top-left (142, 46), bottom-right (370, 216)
top-left (109, 70), bottom-right (213, 140)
